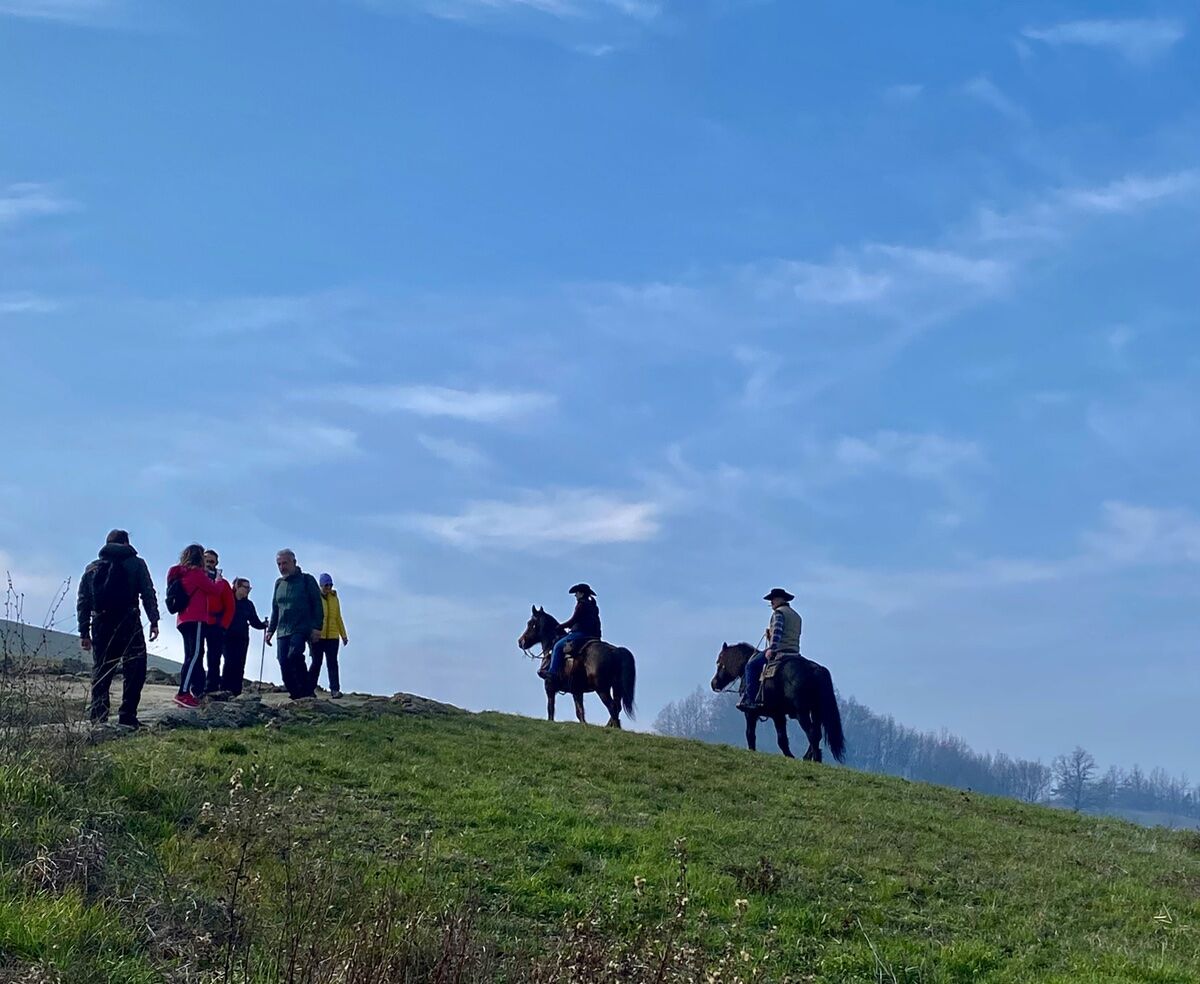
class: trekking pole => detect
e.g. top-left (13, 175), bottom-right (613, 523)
top-left (257, 632), bottom-right (267, 694)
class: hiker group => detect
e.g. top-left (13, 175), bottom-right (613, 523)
top-left (76, 531), bottom-right (350, 728)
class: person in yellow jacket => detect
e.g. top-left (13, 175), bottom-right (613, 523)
top-left (308, 572), bottom-right (349, 698)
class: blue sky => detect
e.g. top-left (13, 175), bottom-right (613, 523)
top-left (2, 0), bottom-right (1198, 774)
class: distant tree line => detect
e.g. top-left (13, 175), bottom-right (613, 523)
top-left (655, 688), bottom-right (1199, 826)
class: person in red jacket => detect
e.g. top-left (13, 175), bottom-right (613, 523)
top-left (202, 548), bottom-right (236, 694)
top-left (166, 543), bottom-right (223, 708)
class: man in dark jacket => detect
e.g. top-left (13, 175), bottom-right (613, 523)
top-left (264, 549), bottom-right (324, 699)
top-left (76, 529), bottom-right (160, 727)
top-left (540, 583), bottom-right (601, 681)
top-left (222, 577), bottom-right (267, 695)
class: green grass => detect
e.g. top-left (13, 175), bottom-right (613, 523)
top-left (5, 709), bottom-right (1200, 981)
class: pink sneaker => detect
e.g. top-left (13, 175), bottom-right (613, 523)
top-left (173, 693), bottom-right (199, 709)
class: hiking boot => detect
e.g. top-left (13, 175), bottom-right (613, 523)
top-left (736, 697), bottom-right (761, 713)
top-left (117, 718), bottom-right (141, 730)
top-left (330, 690), bottom-right (342, 699)
top-left (173, 693), bottom-right (199, 709)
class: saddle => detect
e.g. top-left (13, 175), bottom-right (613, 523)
top-left (538, 637), bottom-right (598, 694)
top-left (760, 652), bottom-right (806, 685)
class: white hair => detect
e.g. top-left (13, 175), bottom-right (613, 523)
top-left (276, 548), bottom-right (296, 561)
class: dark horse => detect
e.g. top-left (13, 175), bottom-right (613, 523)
top-left (518, 606), bottom-right (637, 728)
top-left (710, 642), bottom-right (845, 763)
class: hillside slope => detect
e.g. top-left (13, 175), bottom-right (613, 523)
top-left (4, 704), bottom-right (1200, 982)
top-left (0, 618), bottom-right (182, 674)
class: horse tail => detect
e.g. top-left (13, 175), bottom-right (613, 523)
top-left (618, 648), bottom-right (637, 719)
top-left (818, 667), bottom-right (846, 762)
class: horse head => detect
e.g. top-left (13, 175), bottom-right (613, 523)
top-left (518, 605), bottom-right (563, 653)
top-left (711, 641), bottom-right (754, 692)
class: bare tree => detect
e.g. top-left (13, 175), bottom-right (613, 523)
top-left (1052, 746), bottom-right (1098, 812)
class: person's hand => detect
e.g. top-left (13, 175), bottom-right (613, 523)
top-left (80, 637), bottom-right (92, 652)
top-left (148, 624), bottom-right (160, 642)
top-left (265, 633), bottom-right (274, 647)
top-left (342, 636), bottom-right (349, 646)
top-left (310, 629), bottom-right (321, 645)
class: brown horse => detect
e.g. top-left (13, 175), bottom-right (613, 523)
top-left (710, 642), bottom-right (845, 763)
top-left (518, 606), bottom-right (637, 728)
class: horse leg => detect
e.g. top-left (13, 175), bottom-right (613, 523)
top-left (773, 714), bottom-right (794, 759)
top-left (799, 713), bottom-right (822, 763)
top-left (744, 711), bottom-right (758, 752)
top-left (602, 687), bottom-right (621, 728)
top-left (574, 692), bottom-right (587, 725)
top-left (546, 682), bottom-right (556, 722)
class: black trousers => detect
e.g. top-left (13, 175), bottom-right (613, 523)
top-left (90, 610), bottom-right (147, 724)
top-left (203, 623), bottom-right (226, 693)
top-left (277, 633), bottom-right (313, 699)
top-left (309, 638), bottom-right (341, 692)
top-left (222, 634), bottom-right (251, 695)
top-left (178, 621), bottom-right (206, 696)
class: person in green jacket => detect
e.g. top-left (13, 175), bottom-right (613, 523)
top-left (264, 549), bottom-right (324, 699)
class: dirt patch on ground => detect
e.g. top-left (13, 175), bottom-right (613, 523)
top-left (35, 677), bottom-right (462, 741)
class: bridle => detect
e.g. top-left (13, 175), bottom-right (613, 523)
top-left (713, 635), bottom-right (768, 693)
top-left (520, 611), bottom-right (561, 661)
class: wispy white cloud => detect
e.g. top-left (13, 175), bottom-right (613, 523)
top-left (368, 0), bottom-right (661, 24)
top-left (1022, 18), bottom-right (1186, 64)
top-left (1082, 502), bottom-right (1200, 568)
top-left (287, 542), bottom-right (401, 592)
top-left (0, 292), bottom-right (61, 314)
top-left (883, 83), bottom-right (924, 103)
top-left (767, 243), bottom-right (1010, 309)
top-left (833, 431), bottom-right (984, 484)
top-left (974, 170), bottom-right (1200, 243)
top-left (320, 384), bottom-right (554, 423)
top-left (0, 183), bottom-right (74, 227)
top-left (408, 488), bottom-right (660, 549)
top-left (0, 0), bottom-right (113, 23)
top-left (963, 75), bottom-right (1029, 124)
top-left (417, 433), bottom-right (490, 470)
top-left (1062, 171), bottom-right (1200, 213)
top-left (141, 419), bottom-right (359, 485)
top-left (794, 500), bottom-right (1200, 616)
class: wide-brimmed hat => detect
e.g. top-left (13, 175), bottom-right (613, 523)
top-left (568, 583), bottom-right (595, 597)
top-left (763, 587), bottom-right (795, 602)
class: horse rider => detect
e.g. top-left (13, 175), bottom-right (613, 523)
top-left (737, 587), bottom-right (802, 712)
top-left (538, 583), bottom-right (602, 681)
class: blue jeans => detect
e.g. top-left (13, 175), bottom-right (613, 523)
top-left (743, 652), bottom-right (768, 704)
top-left (549, 631), bottom-right (588, 677)
top-left (276, 633), bottom-right (312, 699)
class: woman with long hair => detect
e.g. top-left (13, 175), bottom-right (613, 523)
top-left (166, 543), bottom-right (222, 708)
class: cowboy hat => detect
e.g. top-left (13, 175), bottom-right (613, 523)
top-left (568, 583), bottom-right (595, 596)
top-left (763, 587), bottom-right (795, 602)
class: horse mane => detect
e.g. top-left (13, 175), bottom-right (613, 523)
top-left (727, 642), bottom-right (759, 658)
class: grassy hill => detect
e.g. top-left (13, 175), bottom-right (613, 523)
top-left (0, 618), bottom-right (182, 675)
top-left (3, 705), bottom-right (1199, 982)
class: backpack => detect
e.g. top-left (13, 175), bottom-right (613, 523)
top-left (92, 558), bottom-right (137, 613)
top-left (165, 574), bottom-right (190, 615)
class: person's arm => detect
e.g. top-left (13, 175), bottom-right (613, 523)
top-left (76, 567), bottom-right (94, 648)
top-left (335, 597), bottom-right (348, 643)
top-left (767, 611), bottom-right (785, 658)
top-left (220, 582), bottom-right (235, 629)
top-left (248, 601), bottom-right (268, 631)
top-left (307, 577), bottom-right (324, 642)
top-left (560, 600), bottom-right (582, 632)
top-left (137, 559), bottom-right (160, 637)
top-left (267, 584), bottom-right (279, 637)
